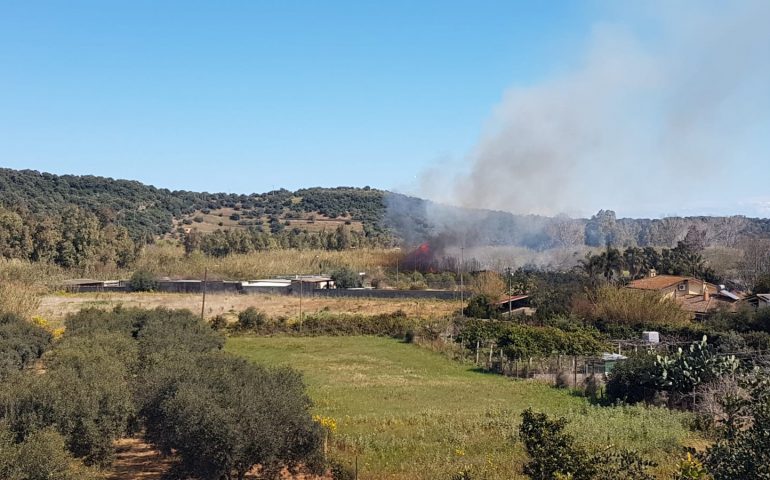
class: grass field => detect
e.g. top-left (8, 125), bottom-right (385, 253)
top-left (227, 336), bottom-right (700, 479)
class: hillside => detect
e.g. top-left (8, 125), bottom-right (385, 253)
top-left (1, 168), bottom-right (769, 254)
top-left (0, 168), bottom-right (388, 240)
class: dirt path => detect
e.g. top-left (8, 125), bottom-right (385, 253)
top-left (107, 438), bottom-right (331, 479)
top-left (108, 438), bottom-right (173, 480)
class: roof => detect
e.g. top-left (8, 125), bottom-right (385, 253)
top-left (626, 275), bottom-right (697, 291)
top-left (758, 294), bottom-right (770, 302)
top-left (495, 295), bottom-right (530, 305)
top-left (678, 294), bottom-right (737, 314)
top-left (602, 353), bottom-right (628, 361)
top-left (291, 275), bottom-right (333, 283)
top-left (241, 280), bottom-right (291, 287)
top-left (62, 278), bottom-right (107, 286)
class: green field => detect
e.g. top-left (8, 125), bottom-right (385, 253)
top-left (227, 336), bottom-right (699, 479)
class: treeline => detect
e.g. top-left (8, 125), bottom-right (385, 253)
top-left (183, 223), bottom-right (391, 256)
top-left (577, 226), bottom-right (720, 284)
top-left (0, 205), bottom-right (138, 269)
top-left (0, 307), bottom-right (323, 479)
top-left (385, 192), bottom-right (770, 250)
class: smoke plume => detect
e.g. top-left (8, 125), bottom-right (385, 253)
top-left (429, 1), bottom-right (770, 218)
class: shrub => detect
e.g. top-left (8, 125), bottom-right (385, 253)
top-left (237, 307), bottom-right (268, 331)
top-left (555, 370), bottom-right (571, 389)
top-left (701, 372), bottom-right (770, 479)
top-left (587, 285), bottom-right (691, 328)
top-left (129, 269), bottom-right (158, 292)
top-left (331, 267), bottom-right (361, 288)
top-left (0, 312), bottom-right (52, 379)
top-left (605, 353), bottom-right (659, 405)
top-left (519, 408), bottom-right (656, 480)
top-left (210, 315), bottom-right (228, 331)
top-left (464, 294), bottom-right (498, 319)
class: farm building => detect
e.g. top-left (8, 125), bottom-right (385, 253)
top-left (61, 278), bottom-right (123, 292)
top-left (290, 275), bottom-right (335, 293)
top-left (240, 279), bottom-right (292, 295)
top-left (495, 295), bottom-right (535, 317)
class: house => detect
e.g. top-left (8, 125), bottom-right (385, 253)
top-left (743, 293), bottom-right (770, 310)
top-left (626, 274), bottom-right (742, 319)
top-left (758, 294), bottom-right (770, 309)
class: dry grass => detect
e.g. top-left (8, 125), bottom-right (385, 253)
top-left (0, 280), bottom-right (43, 319)
top-left (38, 292), bottom-right (459, 325)
top-left (133, 243), bottom-right (399, 281)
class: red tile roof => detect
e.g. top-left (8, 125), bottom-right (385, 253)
top-left (627, 275), bottom-right (693, 291)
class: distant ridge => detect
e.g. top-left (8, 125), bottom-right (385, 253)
top-left (1, 167), bottom-right (768, 249)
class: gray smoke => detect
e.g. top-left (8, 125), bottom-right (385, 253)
top-left (431, 1), bottom-right (770, 218)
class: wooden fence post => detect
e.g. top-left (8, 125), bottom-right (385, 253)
top-left (573, 355), bottom-right (578, 387)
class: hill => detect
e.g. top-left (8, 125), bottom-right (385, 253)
top-left (0, 168), bottom-right (388, 240)
top-left (1, 168), bottom-right (769, 258)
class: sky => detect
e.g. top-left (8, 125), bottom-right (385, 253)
top-left (1, 1), bottom-right (768, 218)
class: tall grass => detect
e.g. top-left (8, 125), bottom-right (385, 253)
top-left (133, 243), bottom-right (400, 280)
top-left (0, 281), bottom-right (42, 319)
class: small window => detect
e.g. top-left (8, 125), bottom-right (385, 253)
top-left (678, 284), bottom-right (686, 291)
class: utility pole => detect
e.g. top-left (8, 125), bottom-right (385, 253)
top-left (396, 257), bottom-right (399, 284)
top-left (507, 266), bottom-right (512, 317)
top-left (460, 246), bottom-right (465, 317)
top-left (299, 276), bottom-right (303, 332)
top-left (200, 266), bottom-right (208, 321)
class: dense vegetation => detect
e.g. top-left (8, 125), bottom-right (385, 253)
top-left (0, 307), bottom-right (323, 479)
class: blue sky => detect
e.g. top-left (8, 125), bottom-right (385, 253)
top-left (1, 1), bottom-right (768, 217)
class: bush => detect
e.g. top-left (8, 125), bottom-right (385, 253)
top-left (605, 353), bottom-right (659, 405)
top-left (519, 408), bottom-right (656, 480)
top-left (587, 285), bottom-right (691, 328)
top-left (237, 307), bottom-right (268, 331)
top-left (331, 267), bottom-right (361, 288)
top-left (210, 315), bottom-right (228, 331)
top-left (555, 370), bottom-right (571, 389)
top-left (129, 269), bottom-right (158, 292)
top-left (464, 295), bottom-right (498, 319)
top-left (456, 319), bottom-right (607, 359)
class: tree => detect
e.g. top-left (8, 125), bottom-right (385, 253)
top-left (129, 269), bottom-right (158, 292)
top-left (469, 271), bottom-right (505, 299)
top-left (331, 267), bottom-right (360, 288)
top-left (585, 210), bottom-right (619, 247)
top-left (0, 209), bottom-right (32, 260)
